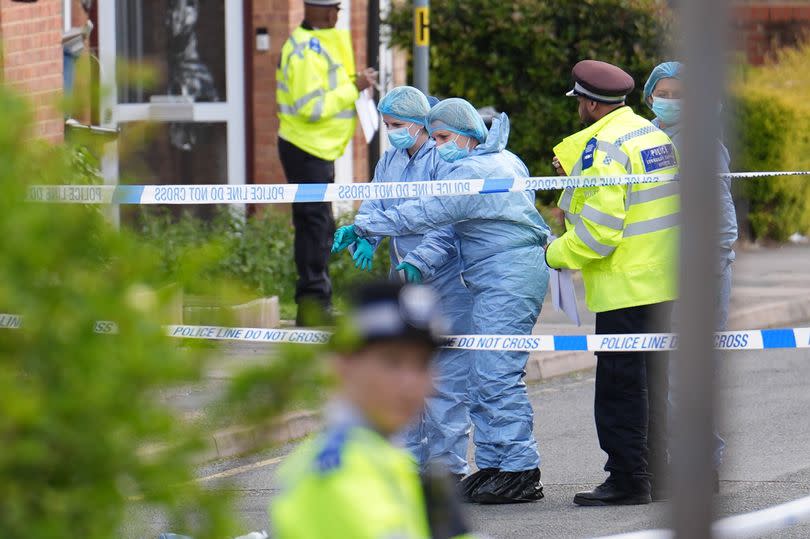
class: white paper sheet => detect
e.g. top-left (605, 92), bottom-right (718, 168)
top-left (548, 236), bottom-right (581, 326)
top-left (355, 88), bottom-right (379, 144)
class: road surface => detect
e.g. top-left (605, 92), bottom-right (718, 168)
top-left (132, 344), bottom-right (810, 538)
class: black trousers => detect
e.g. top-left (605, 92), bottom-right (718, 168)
top-left (594, 301), bottom-right (673, 488)
top-left (278, 137), bottom-right (336, 307)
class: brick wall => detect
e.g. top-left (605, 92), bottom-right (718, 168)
top-left (0, 0), bottom-right (64, 142)
top-left (250, 0), bottom-right (369, 189)
top-left (251, 0), bottom-right (297, 188)
top-left (349, 0), bottom-right (369, 182)
top-left (733, 2), bottom-right (810, 64)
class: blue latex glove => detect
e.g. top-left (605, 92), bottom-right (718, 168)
top-left (332, 225), bottom-right (358, 253)
top-left (353, 238), bottom-right (374, 272)
top-left (396, 262), bottom-right (423, 284)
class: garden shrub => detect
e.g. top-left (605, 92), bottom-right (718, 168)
top-left (731, 42), bottom-right (810, 241)
top-left (0, 87), bottom-right (238, 539)
top-left (136, 208), bottom-right (392, 312)
top-left (386, 0), bottom-right (674, 202)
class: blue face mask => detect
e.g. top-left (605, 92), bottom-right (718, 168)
top-left (437, 136), bottom-right (471, 162)
top-left (652, 97), bottom-right (682, 126)
top-left (387, 123), bottom-right (420, 150)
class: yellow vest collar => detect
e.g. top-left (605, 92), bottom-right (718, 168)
top-left (553, 106), bottom-right (632, 174)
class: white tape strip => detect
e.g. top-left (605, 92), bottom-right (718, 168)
top-left (3, 317), bottom-right (807, 352)
top-left (593, 494), bottom-right (810, 539)
top-left (795, 328), bottom-right (810, 349)
top-left (713, 493), bottom-right (810, 539)
top-left (0, 313), bottom-right (23, 329)
top-left (165, 325), bottom-right (331, 345)
top-left (25, 170), bottom-right (810, 205)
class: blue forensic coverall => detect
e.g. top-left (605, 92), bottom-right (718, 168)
top-left (357, 138), bottom-right (475, 475)
top-left (660, 120), bottom-right (737, 468)
top-left (355, 114), bottom-right (550, 472)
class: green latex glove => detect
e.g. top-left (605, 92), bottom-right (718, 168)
top-left (353, 238), bottom-right (374, 272)
top-left (332, 225), bottom-right (358, 253)
top-left (396, 262), bottom-right (423, 284)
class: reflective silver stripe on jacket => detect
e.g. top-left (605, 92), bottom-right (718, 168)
top-left (309, 99), bottom-right (324, 122)
top-left (574, 220), bottom-right (616, 256)
top-left (581, 205), bottom-right (624, 230)
top-left (628, 182), bottom-right (680, 205)
top-left (559, 188), bottom-right (579, 224)
top-left (319, 47), bottom-right (340, 90)
top-left (334, 110), bottom-right (356, 119)
top-left (613, 126), bottom-right (658, 147)
top-left (623, 213), bottom-right (680, 237)
top-left (559, 188), bottom-right (574, 211)
top-left (597, 140), bottom-right (632, 172)
top-left (281, 36), bottom-right (308, 82)
top-left (292, 89), bottom-right (323, 109)
top-left (279, 101), bottom-right (355, 120)
top-left (568, 140), bottom-right (632, 174)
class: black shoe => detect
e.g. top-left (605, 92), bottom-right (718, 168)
top-left (295, 303), bottom-right (335, 327)
top-left (468, 468), bottom-right (545, 504)
top-left (574, 478), bottom-right (651, 506)
top-left (459, 468), bottom-right (498, 502)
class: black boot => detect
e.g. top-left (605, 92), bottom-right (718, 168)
top-left (459, 468), bottom-right (498, 502)
top-left (574, 475), bottom-right (651, 506)
top-left (468, 468), bottom-right (544, 504)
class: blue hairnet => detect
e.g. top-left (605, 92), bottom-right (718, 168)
top-left (377, 86), bottom-right (430, 126)
top-left (643, 61), bottom-right (683, 108)
top-left (427, 95), bottom-right (440, 108)
top-left (427, 98), bottom-right (488, 143)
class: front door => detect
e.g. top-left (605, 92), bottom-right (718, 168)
top-left (98, 0), bottom-right (246, 222)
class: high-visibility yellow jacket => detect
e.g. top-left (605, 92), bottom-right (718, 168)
top-left (276, 25), bottom-right (358, 161)
top-left (546, 106), bottom-right (680, 313)
top-left (270, 424), bottom-right (431, 539)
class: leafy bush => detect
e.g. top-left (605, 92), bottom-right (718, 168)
top-left (0, 88), bottom-right (239, 538)
top-left (386, 0), bottom-right (673, 201)
top-left (731, 43), bottom-right (810, 241)
top-left (136, 208), bottom-right (392, 311)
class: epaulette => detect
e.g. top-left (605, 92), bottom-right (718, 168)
top-left (315, 427), bottom-right (350, 474)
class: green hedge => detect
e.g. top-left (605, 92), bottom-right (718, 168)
top-left (386, 0), bottom-right (673, 202)
top-left (732, 44), bottom-right (810, 241)
top-left (136, 208), bottom-right (392, 312)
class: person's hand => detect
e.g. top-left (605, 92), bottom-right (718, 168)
top-left (552, 156), bottom-right (567, 176)
top-left (352, 238), bottom-right (374, 272)
top-left (332, 225), bottom-right (358, 253)
top-left (396, 262), bottom-right (423, 284)
top-left (355, 67), bottom-right (378, 91)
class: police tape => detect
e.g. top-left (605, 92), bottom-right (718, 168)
top-left (2, 314), bottom-right (808, 352)
top-left (24, 170), bottom-right (810, 205)
top-left (593, 493), bottom-right (810, 539)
